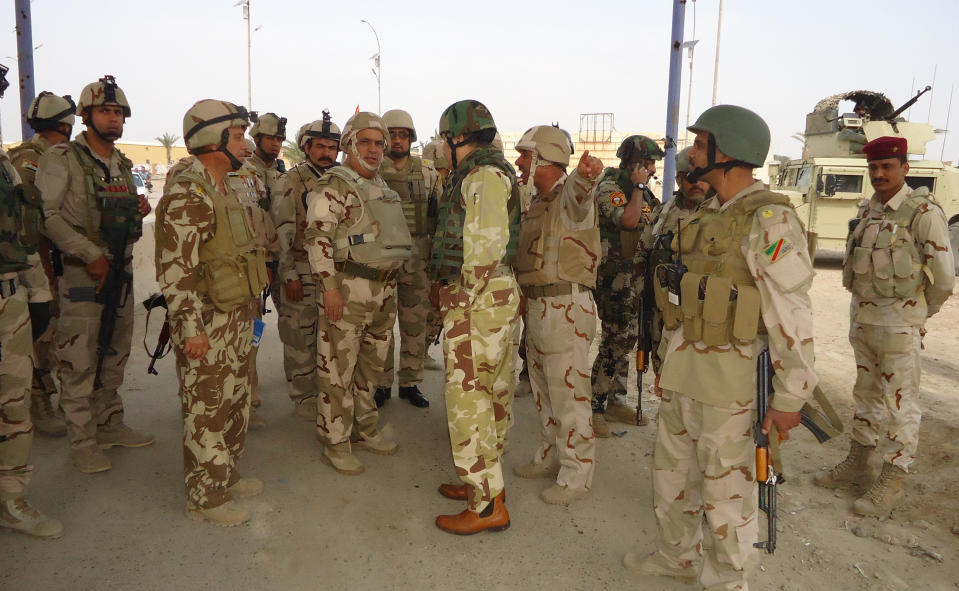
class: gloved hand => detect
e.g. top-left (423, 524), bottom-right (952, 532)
top-left (28, 302), bottom-right (52, 340)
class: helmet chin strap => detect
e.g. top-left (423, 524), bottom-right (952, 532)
top-left (218, 129), bottom-right (244, 171)
top-left (87, 115), bottom-right (121, 143)
top-left (684, 134), bottom-right (745, 183)
top-left (445, 135), bottom-right (469, 170)
top-left (348, 138), bottom-right (378, 173)
top-left (528, 152), bottom-right (542, 196)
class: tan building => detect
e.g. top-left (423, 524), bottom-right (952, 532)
top-left (2, 139), bottom-right (189, 174)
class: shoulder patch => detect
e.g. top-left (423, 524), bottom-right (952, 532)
top-left (763, 238), bottom-right (793, 262)
top-left (610, 192), bottom-right (626, 207)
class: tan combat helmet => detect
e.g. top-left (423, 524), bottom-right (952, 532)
top-left (249, 112), bottom-right (287, 139)
top-left (76, 75), bottom-right (131, 119)
top-left (298, 110), bottom-right (342, 150)
top-left (27, 91), bottom-right (76, 136)
top-left (381, 109), bottom-right (417, 142)
top-left (422, 138), bottom-right (449, 170)
top-left (341, 111), bottom-right (389, 172)
top-left (182, 99), bottom-right (250, 170)
top-left (515, 125), bottom-right (572, 168)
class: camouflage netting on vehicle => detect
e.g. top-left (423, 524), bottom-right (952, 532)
top-left (814, 91), bottom-right (894, 120)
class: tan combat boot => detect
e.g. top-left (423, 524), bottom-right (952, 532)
top-left (186, 501), bottom-right (250, 527)
top-left (228, 477), bottom-right (263, 499)
top-left (607, 400), bottom-right (648, 426)
top-left (248, 406), bottom-right (266, 430)
top-left (813, 440), bottom-right (872, 489)
top-left (353, 433), bottom-right (398, 456)
top-left (321, 443), bottom-right (365, 475)
top-left (512, 460), bottom-right (553, 479)
top-left (593, 413), bottom-right (611, 438)
top-left (853, 462), bottom-right (907, 517)
top-left (70, 445), bottom-right (112, 473)
top-left (30, 393), bottom-right (66, 437)
top-left (96, 424), bottom-right (155, 449)
top-left (540, 484), bottom-right (590, 506)
top-left (623, 550), bottom-right (698, 584)
top-left (293, 396), bottom-right (317, 421)
top-left (0, 497), bottom-right (64, 539)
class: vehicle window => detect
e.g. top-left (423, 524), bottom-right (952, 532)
top-left (906, 176), bottom-right (935, 192)
top-left (132, 174), bottom-right (144, 187)
top-left (822, 173), bottom-right (863, 195)
top-left (796, 166), bottom-right (812, 189)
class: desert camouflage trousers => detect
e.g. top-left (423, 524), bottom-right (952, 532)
top-left (55, 263), bottom-right (132, 450)
top-left (526, 289), bottom-right (596, 491)
top-left (652, 389), bottom-right (759, 591)
top-left (249, 301), bottom-right (261, 406)
top-left (381, 242), bottom-right (437, 388)
top-left (849, 322), bottom-right (922, 471)
top-left (0, 286), bottom-right (35, 499)
top-left (316, 275), bottom-right (395, 447)
top-left (277, 261), bottom-right (318, 404)
top-left (443, 273), bottom-right (520, 512)
top-left (32, 293), bottom-right (59, 401)
top-left (173, 301), bottom-right (254, 510)
top-left (591, 261), bottom-right (639, 411)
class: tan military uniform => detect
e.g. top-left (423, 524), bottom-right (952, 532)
top-left (651, 181), bottom-right (817, 589)
top-left (270, 162), bottom-right (329, 406)
top-left (305, 166), bottom-right (411, 451)
top-left (843, 184), bottom-right (954, 471)
top-left (377, 155), bottom-right (441, 390)
top-left (243, 152), bottom-right (283, 211)
top-left (513, 170), bottom-right (600, 493)
top-left (35, 132), bottom-right (140, 451)
top-left (155, 157), bottom-right (267, 510)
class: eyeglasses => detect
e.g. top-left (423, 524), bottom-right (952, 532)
top-left (389, 130), bottom-right (411, 140)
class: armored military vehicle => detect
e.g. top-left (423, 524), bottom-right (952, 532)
top-left (769, 89), bottom-right (959, 269)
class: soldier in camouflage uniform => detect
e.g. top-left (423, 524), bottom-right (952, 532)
top-left (305, 112), bottom-right (411, 475)
top-left (271, 113), bottom-right (342, 420)
top-left (36, 76), bottom-right (154, 474)
top-left (626, 106), bottom-right (817, 591)
top-left (8, 91), bottom-right (77, 437)
top-left (245, 112), bottom-right (287, 210)
top-left (511, 125), bottom-right (602, 506)
top-left (590, 135), bottom-right (664, 436)
top-left (373, 109), bottom-right (441, 409)
top-left (0, 65), bottom-right (64, 537)
top-left (815, 136), bottom-right (955, 517)
top-left (430, 100), bottom-right (520, 535)
top-left (156, 99), bottom-right (268, 526)
top-left (421, 139), bottom-right (450, 368)
top-left (641, 146), bottom-right (708, 379)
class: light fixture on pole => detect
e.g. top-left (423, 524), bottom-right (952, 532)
top-left (361, 19), bottom-right (381, 114)
top-left (234, 0), bottom-right (257, 110)
top-left (682, 39), bottom-right (699, 147)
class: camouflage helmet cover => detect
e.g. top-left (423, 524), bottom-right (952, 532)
top-left (76, 75), bottom-right (131, 117)
top-left (686, 104), bottom-right (770, 168)
top-left (438, 100), bottom-right (497, 138)
top-left (28, 91), bottom-right (77, 129)
top-left (249, 112), bottom-right (287, 139)
top-left (340, 111), bottom-right (388, 147)
top-left (183, 99), bottom-right (250, 152)
top-left (298, 114), bottom-right (342, 150)
top-left (616, 134), bottom-right (664, 164)
top-left (675, 146), bottom-right (694, 174)
top-left (422, 138), bottom-right (450, 169)
top-left (381, 109), bottom-right (417, 142)
top-left (515, 125), bottom-right (572, 167)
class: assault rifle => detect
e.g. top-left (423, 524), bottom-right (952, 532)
top-left (142, 293), bottom-right (171, 375)
top-left (635, 255), bottom-right (654, 426)
top-left (93, 226), bottom-right (132, 389)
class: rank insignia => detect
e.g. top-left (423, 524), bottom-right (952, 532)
top-left (761, 209), bottom-right (774, 218)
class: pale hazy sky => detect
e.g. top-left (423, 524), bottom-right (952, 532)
top-left (1, 0), bottom-right (957, 163)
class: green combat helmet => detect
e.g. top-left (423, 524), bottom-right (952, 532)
top-left (340, 111), bottom-right (389, 173)
top-left (616, 134), bottom-right (664, 165)
top-left (27, 91), bottom-right (76, 136)
top-left (249, 112), bottom-right (287, 139)
top-left (438, 100), bottom-right (497, 167)
top-left (183, 99), bottom-right (250, 170)
top-left (686, 104), bottom-right (770, 182)
top-left (381, 109), bottom-right (417, 142)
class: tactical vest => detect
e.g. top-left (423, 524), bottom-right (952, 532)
top-left (289, 162), bottom-right (327, 256)
top-left (430, 147), bottom-right (521, 281)
top-left (69, 142), bottom-right (142, 247)
top-left (321, 166), bottom-right (412, 267)
top-left (0, 161), bottom-right (30, 274)
top-left (168, 169), bottom-right (268, 312)
top-left (513, 182), bottom-right (601, 289)
top-left (598, 166), bottom-right (653, 259)
top-left (380, 157), bottom-right (433, 236)
top-left (646, 192), bottom-right (696, 280)
top-left (655, 190), bottom-right (792, 347)
top-left (7, 140), bottom-right (46, 254)
top-left (842, 188), bottom-right (932, 299)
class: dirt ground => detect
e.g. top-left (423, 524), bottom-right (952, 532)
top-left (1, 240), bottom-right (957, 590)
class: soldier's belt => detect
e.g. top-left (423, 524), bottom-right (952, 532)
top-left (0, 278), bottom-right (18, 299)
top-left (521, 282), bottom-right (590, 298)
top-left (63, 255), bottom-right (133, 267)
top-left (335, 260), bottom-right (399, 283)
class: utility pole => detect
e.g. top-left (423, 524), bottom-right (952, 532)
top-left (235, 0), bottom-right (252, 109)
top-left (662, 0), bottom-right (687, 201)
top-left (15, 0), bottom-right (36, 140)
top-left (711, 0), bottom-right (722, 106)
top-left (361, 20), bottom-right (381, 114)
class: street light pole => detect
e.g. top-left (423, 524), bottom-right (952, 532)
top-left (235, 0), bottom-right (252, 109)
top-left (361, 19), bottom-right (381, 114)
top-left (711, 0), bottom-right (723, 106)
top-left (662, 0), bottom-right (687, 202)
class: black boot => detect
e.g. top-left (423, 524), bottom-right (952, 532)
top-left (374, 387), bottom-right (392, 408)
top-left (399, 385), bottom-right (429, 408)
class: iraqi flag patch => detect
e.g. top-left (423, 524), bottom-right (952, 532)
top-left (610, 192), bottom-right (626, 207)
top-left (764, 238), bottom-right (793, 262)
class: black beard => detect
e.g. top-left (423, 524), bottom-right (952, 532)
top-left (389, 149), bottom-right (410, 160)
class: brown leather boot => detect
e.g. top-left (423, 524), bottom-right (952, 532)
top-left (436, 491), bottom-right (510, 535)
top-left (437, 483), bottom-right (469, 501)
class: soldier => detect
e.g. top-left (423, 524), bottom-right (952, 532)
top-left (271, 113), bottom-right (341, 420)
top-left (7, 91), bottom-right (77, 437)
top-left (373, 109), bottom-right (441, 409)
top-left (430, 100), bottom-right (520, 535)
top-left (511, 125), bottom-right (602, 506)
top-left (0, 64), bottom-right (64, 538)
top-left (590, 135), bottom-right (664, 436)
top-left (245, 112), bottom-right (287, 210)
top-left (641, 146), bottom-right (708, 379)
top-left (36, 75), bottom-right (154, 474)
top-left (420, 138), bottom-right (450, 369)
top-left (155, 99), bottom-right (267, 526)
top-left (305, 112), bottom-right (411, 475)
top-left (626, 105), bottom-right (817, 589)
top-left (815, 136), bottom-right (954, 516)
